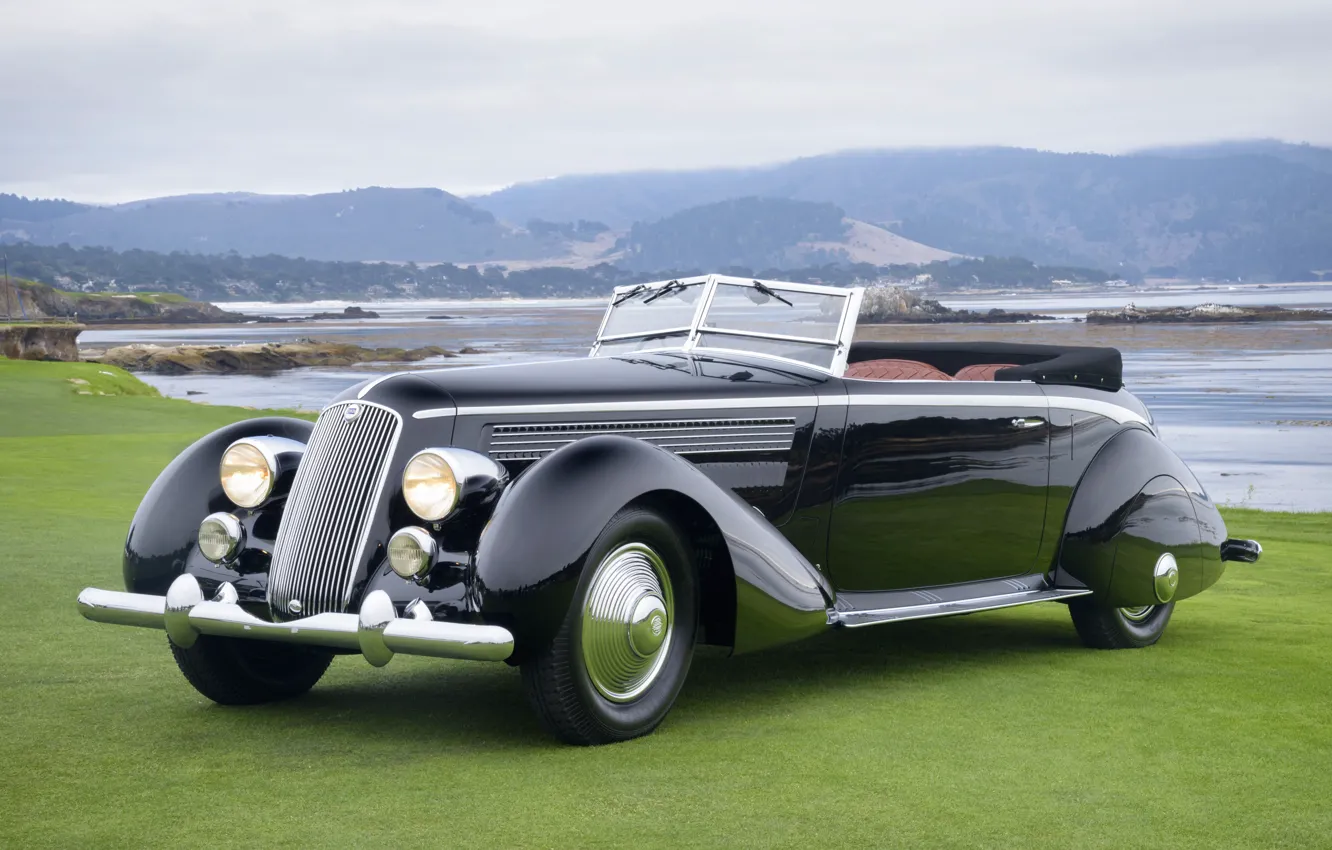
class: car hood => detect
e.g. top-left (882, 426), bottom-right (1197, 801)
top-left (345, 352), bottom-right (827, 418)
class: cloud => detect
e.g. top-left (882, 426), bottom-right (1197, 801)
top-left (1, 0), bottom-right (1329, 202)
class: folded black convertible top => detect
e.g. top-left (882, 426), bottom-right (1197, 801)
top-left (846, 341), bottom-right (1124, 391)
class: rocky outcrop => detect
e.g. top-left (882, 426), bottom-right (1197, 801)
top-left (96, 341), bottom-right (462, 374)
top-left (2, 276), bottom-right (264, 324)
top-left (306, 306), bottom-right (381, 320)
top-left (1086, 303), bottom-right (1332, 324)
top-left (1, 324), bottom-right (84, 361)
top-left (859, 286), bottom-right (1054, 324)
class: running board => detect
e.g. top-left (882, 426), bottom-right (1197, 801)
top-left (829, 587), bottom-right (1093, 628)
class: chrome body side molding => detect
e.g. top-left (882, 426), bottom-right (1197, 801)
top-left (830, 577), bottom-right (1093, 628)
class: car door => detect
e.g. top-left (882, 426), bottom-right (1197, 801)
top-left (828, 379), bottom-right (1051, 591)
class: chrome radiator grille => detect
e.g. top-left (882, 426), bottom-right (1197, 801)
top-left (486, 417), bottom-right (797, 461)
top-left (268, 401), bottom-right (401, 619)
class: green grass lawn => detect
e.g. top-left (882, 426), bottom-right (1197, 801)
top-left (1, 359), bottom-right (1329, 848)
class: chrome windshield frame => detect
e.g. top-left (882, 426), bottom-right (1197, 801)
top-left (590, 274), bottom-right (864, 376)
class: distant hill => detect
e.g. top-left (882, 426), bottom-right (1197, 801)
top-left (0, 193), bottom-right (92, 224)
top-left (3, 241), bottom-right (1114, 302)
top-left (5, 141), bottom-right (1330, 279)
top-left (475, 143), bottom-right (1332, 279)
top-left (614, 197), bottom-right (954, 271)
top-left (0, 187), bottom-right (556, 263)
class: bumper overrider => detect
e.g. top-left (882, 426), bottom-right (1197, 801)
top-left (77, 574), bottom-right (514, 665)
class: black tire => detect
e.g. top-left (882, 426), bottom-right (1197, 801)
top-left (170, 634), bottom-right (334, 705)
top-left (521, 506), bottom-right (699, 745)
top-left (1068, 600), bottom-right (1175, 649)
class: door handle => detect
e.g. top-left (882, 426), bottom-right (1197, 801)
top-left (1011, 417), bottom-right (1046, 429)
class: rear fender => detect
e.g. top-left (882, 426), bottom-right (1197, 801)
top-left (473, 435), bottom-right (832, 660)
top-left (1057, 428), bottom-right (1226, 605)
top-left (122, 417), bottom-right (314, 595)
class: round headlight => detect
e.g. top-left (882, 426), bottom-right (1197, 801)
top-left (198, 512), bottom-right (244, 562)
top-left (402, 450), bottom-right (459, 521)
top-left (220, 441), bottom-right (274, 508)
top-left (388, 527), bottom-right (437, 579)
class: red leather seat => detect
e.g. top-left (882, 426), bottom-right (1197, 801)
top-left (953, 363), bottom-right (1020, 381)
top-left (843, 359), bottom-right (954, 381)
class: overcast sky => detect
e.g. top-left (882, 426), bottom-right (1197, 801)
top-left (3, 0), bottom-right (1330, 203)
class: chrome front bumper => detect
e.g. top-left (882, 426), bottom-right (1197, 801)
top-left (77, 574), bottom-right (514, 665)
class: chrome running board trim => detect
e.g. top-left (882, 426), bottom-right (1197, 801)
top-left (829, 588), bottom-right (1093, 628)
top-left (77, 576), bottom-right (514, 664)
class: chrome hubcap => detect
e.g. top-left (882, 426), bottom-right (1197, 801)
top-left (582, 542), bottom-right (674, 703)
top-left (1120, 605), bottom-right (1156, 623)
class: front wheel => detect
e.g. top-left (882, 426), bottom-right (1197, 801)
top-left (521, 506), bottom-right (699, 745)
top-left (170, 634), bottom-right (333, 705)
top-left (1068, 599), bottom-right (1175, 649)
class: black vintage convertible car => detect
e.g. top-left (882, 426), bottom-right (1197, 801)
top-left (79, 274), bottom-right (1261, 744)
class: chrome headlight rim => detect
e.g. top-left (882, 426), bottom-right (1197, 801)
top-left (219, 438), bottom-right (278, 508)
top-left (387, 526), bottom-right (437, 580)
top-left (402, 449), bottom-right (461, 522)
top-left (198, 512), bottom-right (245, 563)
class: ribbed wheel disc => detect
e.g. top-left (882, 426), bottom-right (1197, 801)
top-left (1120, 605), bottom-right (1155, 623)
top-left (581, 542), bottom-right (674, 703)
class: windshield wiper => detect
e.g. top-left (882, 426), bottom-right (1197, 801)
top-left (611, 284), bottom-right (648, 306)
top-left (753, 280), bottom-right (793, 307)
top-left (642, 279), bottom-right (685, 304)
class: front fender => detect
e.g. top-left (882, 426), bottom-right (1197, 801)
top-left (123, 417), bottom-right (313, 595)
top-left (1058, 427), bottom-right (1226, 605)
top-left (473, 435), bottom-right (832, 660)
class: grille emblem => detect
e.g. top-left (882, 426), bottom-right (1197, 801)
top-left (344, 403), bottom-right (362, 422)
top-left (288, 599), bottom-right (303, 614)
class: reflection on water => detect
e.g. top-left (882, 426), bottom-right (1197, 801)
top-left (89, 291), bottom-right (1332, 511)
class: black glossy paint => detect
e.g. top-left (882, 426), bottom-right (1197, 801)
top-left (473, 434), bottom-right (831, 660)
top-left (122, 417), bottom-right (312, 596)
top-left (120, 343), bottom-right (1239, 661)
top-left (1057, 427), bottom-right (1227, 604)
top-left (829, 381), bottom-right (1051, 590)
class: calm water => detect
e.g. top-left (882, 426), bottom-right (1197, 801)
top-left (80, 284), bottom-right (1332, 510)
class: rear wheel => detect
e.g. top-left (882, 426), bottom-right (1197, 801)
top-left (170, 634), bottom-right (333, 705)
top-left (1069, 599), bottom-right (1175, 649)
top-left (521, 506), bottom-right (699, 745)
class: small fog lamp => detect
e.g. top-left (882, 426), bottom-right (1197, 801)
top-left (388, 527), bottom-right (437, 579)
top-left (198, 513), bottom-right (244, 563)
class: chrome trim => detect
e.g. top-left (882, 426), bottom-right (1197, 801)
top-left (418, 395), bottom-right (819, 420)
top-left (597, 325), bottom-right (695, 343)
top-left (415, 390), bottom-right (1144, 426)
top-left (76, 574), bottom-right (514, 664)
top-left (1119, 605), bottom-right (1156, 623)
top-left (831, 587), bottom-right (1093, 628)
top-left (404, 446), bottom-right (509, 517)
top-left (164, 572), bottom-right (204, 648)
top-left (413, 407), bottom-right (457, 420)
top-left (694, 326), bottom-right (840, 347)
top-left (387, 526), bottom-right (437, 580)
top-left (220, 436), bottom-right (304, 508)
top-left (197, 512), bottom-right (244, 563)
top-left (581, 542), bottom-right (674, 703)
top-left (268, 400), bottom-right (402, 619)
top-left (356, 373), bottom-right (400, 399)
top-left (486, 417), bottom-right (797, 461)
top-left (1153, 552), bottom-right (1180, 603)
top-left (76, 587), bottom-right (165, 629)
top-left (590, 274), bottom-right (863, 376)
top-left (844, 392), bottom-right (1147, 426)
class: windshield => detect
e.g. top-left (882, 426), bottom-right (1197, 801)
top-left (598, 279), bottom-right (706, 339)
top-left (592, 275), bottom-right (861, 374)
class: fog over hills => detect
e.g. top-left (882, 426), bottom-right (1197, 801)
top-left (475, 142), bottom-right (1332, 279)
top-left (2, 141), bottom-right (1330, 279)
